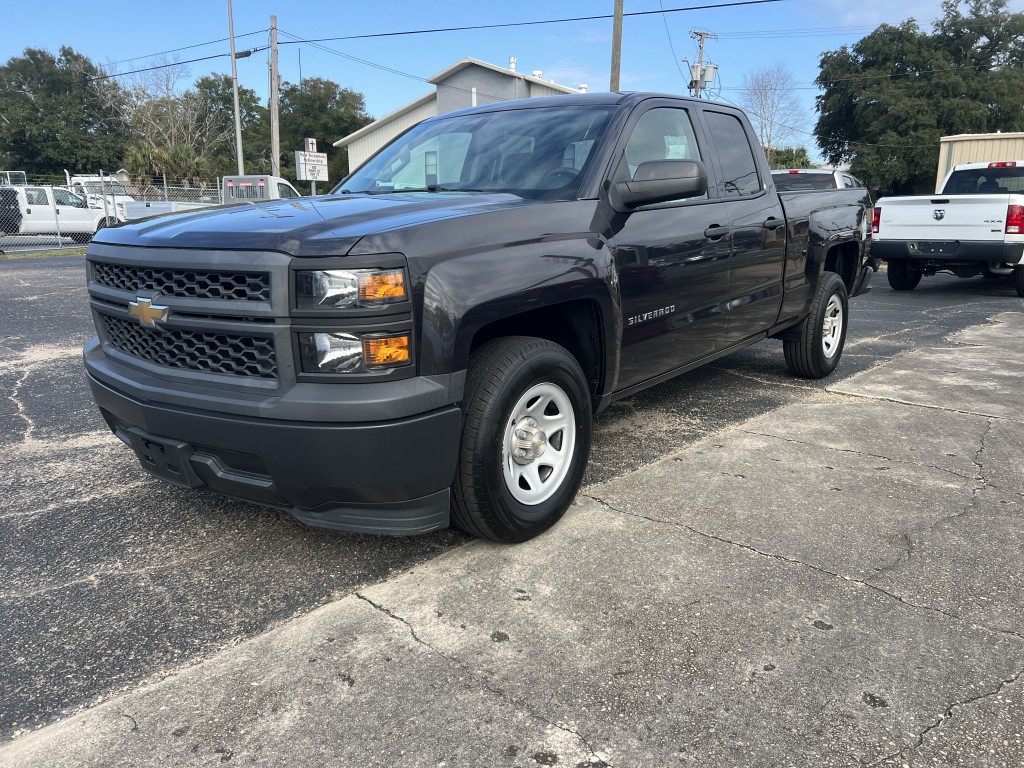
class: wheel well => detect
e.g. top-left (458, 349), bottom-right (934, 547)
top-left (469, 300), bottom-right (604, 403)
top-left (824, 242), bottom-right (860, 293)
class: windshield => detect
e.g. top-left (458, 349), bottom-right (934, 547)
top-left (336, 105), bottom-right (615, 200)
top-left (943, 166), bottom-right (1024, 194)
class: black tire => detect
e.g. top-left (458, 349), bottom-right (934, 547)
top-left (887, 259), bottom-right (922, 291)
top-left (784, 272), bottom-right (848, 379)
top-left (1016, 266), bottom-right (1024, 297)
top-left (452, 336), bottom-right (592, 543)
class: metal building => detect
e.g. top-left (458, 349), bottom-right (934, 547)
top-left (937, 132), bottom-right (1024, 191)
top-left (334, 57), bottom-right (582, 172)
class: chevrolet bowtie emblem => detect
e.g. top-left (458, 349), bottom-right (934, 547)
top-left (129, 297), bottom-right (169, 328)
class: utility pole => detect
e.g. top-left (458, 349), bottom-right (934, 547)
top-left (227, 0), bottom-right (245, 175)
top-left (270, 15), bottom-right (281, 177)
top-left (609, 0), bottom-right (623, 92)
top-left (687, 28), bottom-right (718, 98)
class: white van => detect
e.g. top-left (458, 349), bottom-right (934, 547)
top-left (8, 186), bottom-right (114, 242)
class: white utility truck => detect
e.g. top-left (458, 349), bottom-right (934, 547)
top-left (873, 160), bottom-right (1024, 296)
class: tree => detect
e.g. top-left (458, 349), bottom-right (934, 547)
top-left (278, 78), bottom-right (372, 188)
top-left (770, 146), bottom-right (814, 169)
top-left (739, 62), bottom-right (806, 168)
top-left (0, 47), bottom-right (130, 177)
top-left (193, 74), bottom-right (268, 176)
top-left (815, 0), bottom-right (1024, 196)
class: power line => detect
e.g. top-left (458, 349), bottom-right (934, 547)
top-left (103, 30), bottom-right (267, 69)
top-left (277, 0), bottom-right (785, 45)
top-left (86, 48), bottom-right (268, 82)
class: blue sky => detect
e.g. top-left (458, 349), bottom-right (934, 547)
top-left (5, 0), bottom-right (1023, 158)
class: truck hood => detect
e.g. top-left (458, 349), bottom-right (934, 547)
top-left (93, 192), bottom-right (542, 257)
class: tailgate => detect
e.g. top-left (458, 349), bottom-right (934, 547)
top-left (876, 195), bottom-right (1011, 242)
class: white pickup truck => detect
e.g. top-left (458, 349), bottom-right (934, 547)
top-left (873, 161), bottom-right (1024, 296)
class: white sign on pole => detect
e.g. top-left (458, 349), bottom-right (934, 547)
top-left (295, 150), bottom-right (329, 182)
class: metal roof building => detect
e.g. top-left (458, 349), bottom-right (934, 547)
top-left (334, 57), bottom-right (582, 172)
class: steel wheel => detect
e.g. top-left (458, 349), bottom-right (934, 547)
top-left (821, 293), bottom-right (844, 359)
top-left (501, 382), bottom-right (577, 506)
top-left (452, 336), bottom-right (592, 543)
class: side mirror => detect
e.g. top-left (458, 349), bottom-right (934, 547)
top-left (609, 159), bottom-right (708, 212)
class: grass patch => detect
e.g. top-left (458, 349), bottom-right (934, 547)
top-left (0, 246), bottom-right (87, 260)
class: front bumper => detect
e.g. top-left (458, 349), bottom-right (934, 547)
top-left (86, 358), bottom-right (464, 536)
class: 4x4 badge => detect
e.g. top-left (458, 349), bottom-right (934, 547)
top-left (129, 297), bottom-right (169, 328)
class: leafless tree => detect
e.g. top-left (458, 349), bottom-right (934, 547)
top-left (98, 59), bottom-right (233, 180)
top-left (738, 62), bottom-right (806, 166)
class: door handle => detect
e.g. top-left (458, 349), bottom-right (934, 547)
top-left (704, 225), bottom-right (728, 240)
top-left (763, 217), bottom-right (783, 230)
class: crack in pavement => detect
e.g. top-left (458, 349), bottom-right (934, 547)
top-left (735, 428), bottom-right (979, 483)
top-left (355, 593), bottom-right (612, 766)
top-left (868, 669), bottom-right (1024, 767)
top-left (719, 368), bottom-right (819, 391)
top-left (581, 493), bottom-right (1024, 646)
top-left (927, 418), bottom-right (994, 534)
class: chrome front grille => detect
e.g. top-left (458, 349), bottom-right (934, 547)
top-left (100, 313), bottom-right (278, 379)
top-left (93, 261), bottom-right (271, 301)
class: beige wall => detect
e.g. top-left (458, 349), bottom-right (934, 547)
top-left (937, 133), bottom-right (1024, 191)
top-left (346, 99), bottom-right (438, 172)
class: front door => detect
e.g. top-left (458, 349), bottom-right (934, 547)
top-left (53, 188), bottom-right (95, 233)
top-left (610, 104), bottom-right (733, 392)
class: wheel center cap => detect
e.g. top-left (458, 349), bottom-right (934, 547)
top-left (510, 417), bottom-right (546, 465)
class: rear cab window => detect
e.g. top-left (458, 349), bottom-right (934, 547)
top-left (702, 110), bottom-right (763, 197)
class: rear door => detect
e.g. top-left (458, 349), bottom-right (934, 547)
top-left (700, 108), bottom-right (786, 343)
top-left (609, 100), bottom-right (733, 391)
top-left (20, 187), bottom-right (55, 234)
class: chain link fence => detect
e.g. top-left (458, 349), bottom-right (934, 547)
top-left (1, 175), bottom-right (225, 256)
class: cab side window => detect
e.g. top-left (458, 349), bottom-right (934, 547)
top-left (277, 183), bottom-right (300, 199)
top-left (26, 188), bottom-right (49, 206)
top-left (623, 108), bottom-right (702, 178)
top-left (618, 107), bottom-right (706, 202)
top-left (54, 189), bottom-right (87, 208)
top-left (703, 111), bottom-right (762, 197)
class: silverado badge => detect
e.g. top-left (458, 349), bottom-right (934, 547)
top-left (933, 209), bottom-right (946, 221)
top-left (129, 297), bottom-right (169, 328)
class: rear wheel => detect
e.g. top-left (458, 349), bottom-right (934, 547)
top-left (784, 272), bottom-right (848, 379)
top-left (887, 259), bottom-right (922, 291)
top-left (1015, 266), bottom-right (1024, 297)
top-left (452, 336), bottom-right (592, 543)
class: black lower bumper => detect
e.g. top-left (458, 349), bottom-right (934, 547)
top-left (873, 239), bottom-right (1024, 265)
top-left (87, 372), bottom-right (463, 536)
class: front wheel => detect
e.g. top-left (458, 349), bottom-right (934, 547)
top-left (1015, 266), bottom-right (1024, 297)
top-left (887, 259), bottom-right (922, 291)
top-left (784, 272), bottom-right (848, 379)
top-left (452, 336), bottom-right (592, 543)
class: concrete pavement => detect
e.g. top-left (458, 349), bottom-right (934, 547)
top-left (3, 311), bottom-right (1022, 767)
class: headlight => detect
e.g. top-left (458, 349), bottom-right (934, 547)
top-left (298, 332), bottom-right (410, 373)
top-left (295, 268), bottom-right (406, 309)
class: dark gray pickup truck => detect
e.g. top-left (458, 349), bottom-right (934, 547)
top-left (84, 92), bottom-right (873, 543)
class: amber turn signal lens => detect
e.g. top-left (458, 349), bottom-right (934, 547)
top-left (358, 270), bottom-right (406, 302)
top-left (362, 335), bottom-right (410, 366)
